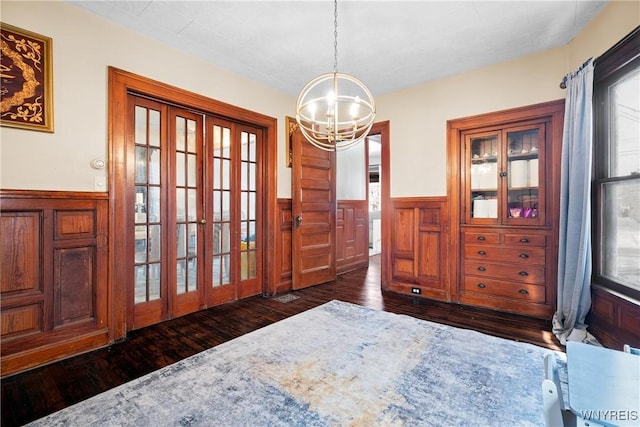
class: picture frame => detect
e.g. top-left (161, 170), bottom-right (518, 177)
top-left (285, 115), bottom-right (298, 167)
top-left (1, 23), bottom-right (54, 132)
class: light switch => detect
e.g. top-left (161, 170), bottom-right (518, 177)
top-left (94, 176), bottom-right (106, 190)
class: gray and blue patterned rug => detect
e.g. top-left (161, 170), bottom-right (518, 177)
top-left (30, 300), bottom-right (561, 426)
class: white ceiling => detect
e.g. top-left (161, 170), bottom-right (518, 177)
top-left (68, 0), bottom-right (608, 97)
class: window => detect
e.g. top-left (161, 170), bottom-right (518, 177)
top-left (593, 27), bottom-right (640, 301)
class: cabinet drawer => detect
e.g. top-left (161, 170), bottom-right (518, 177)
top-left (463, 277), bottom-right (546, 303)
top-left (463, 232), bottom-right (500, 244)
top-left (503, 233), bottom-right (546, 247)
top-left (464, 244), bottom-right (546, 265)
top-left (464, 260), bottom-right (545, 284)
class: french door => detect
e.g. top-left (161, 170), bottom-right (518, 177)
top-left (205, 117), bottom-right (262, 304)
top-left (128, 94), bottom-right (262, 330)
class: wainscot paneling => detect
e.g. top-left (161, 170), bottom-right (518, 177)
top-left (588, 286), bottom-right (640, 350)
top-left (336, 200), bottom-right (368, 275)
top-left (0, 190), bottom-right (109, 377)
top-left (384, 197), bottom-right (450, 300)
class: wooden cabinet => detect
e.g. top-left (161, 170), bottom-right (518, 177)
top-left (460, 227), bottom-right (553, 317)
top-left (448, 100), bottom-right (564, 318)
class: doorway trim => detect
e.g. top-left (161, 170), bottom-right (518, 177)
top-left (371, 121), bottom-right (391, 288)
top-left (108, 67), bottom-right (277, 340)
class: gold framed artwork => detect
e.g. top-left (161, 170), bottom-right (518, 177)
top-left (1, 23), bottom-right (54, 132)
top-left (285, 115), bottom-right (298, 167)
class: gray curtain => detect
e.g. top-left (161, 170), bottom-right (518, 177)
top-left (552, 58), bottom-right (599, 345)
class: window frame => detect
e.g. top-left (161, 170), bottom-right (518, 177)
top-left (592, 26), bottom-right (640, 301)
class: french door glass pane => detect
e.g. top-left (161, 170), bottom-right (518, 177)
top-left (177, 224), bottom-right (186, 258)
top-left (149, 110), bottom-right (160, 147)
top-left (149, 263), bottom-right (161, 299)
top-left (176, 259), bottom-right (186, 294)
top-left (135, 106), bottom-right (147, 145)
top-left (134, 105), bottom-right (162, 304)
top-left (188, 189), bottom-right (197, 221)
top-left (188, 154), bottom-right (197, 187)
top-left (148, 187), bottom-right (160, 222)
top-left (187, 119), bottom-right (197, 152)
top-left (176, 152), bottom-right (186, 186)
top-left (134, 265), bottom-right (146, 303)
top-left (135, 147), bottom-right (147, 183)
top-left (148, 225), bottom-right (161, 262)
top-left (149, 148), bottom-right (161, 185)
top-left (602, 180), bottom-right (640, 291)
top-left (176, 189), bottom-right (186, 222)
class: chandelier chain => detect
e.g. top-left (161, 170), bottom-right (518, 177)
top-left (333, 0), bottom-right (338, 73)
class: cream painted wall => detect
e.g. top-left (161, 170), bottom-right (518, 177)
top-left (336, 141), bottom-right (366, 200)
top-left (1, 1), bottom-right (638, 199)
top-left (376, 0), bottom-right (639, 197)
top-left (377, 47), bottom-right (567, 197)
top-left (565, 0), bottom-right (640, 71)
top-left (0, 1), bottom-right (294, 195)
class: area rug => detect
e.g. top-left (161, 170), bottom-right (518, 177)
top-left (29, 300), bottom-right (560, 426)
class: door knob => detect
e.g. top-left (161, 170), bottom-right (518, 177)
top-left (294, 215), bottom-right (302, 228)
top-left (199, 218), bottom-right (207, 224)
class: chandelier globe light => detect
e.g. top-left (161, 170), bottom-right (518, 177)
top-left (295, 0), bottom-right (376, 151)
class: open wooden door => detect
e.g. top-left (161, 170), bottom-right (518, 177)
top-left (291, 125), bottom-right (336, 289)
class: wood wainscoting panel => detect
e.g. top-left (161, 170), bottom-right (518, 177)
top-left (588, 286), bottom-right (640, 349)
top-left (54, 210), bottom-right (95, 240)
top-left (53, 246), bottom-right (95, 326)
top-left (0, 212), bottom-right (41, 294)
top-left (417, 231), bottom-right (440, 279)
top-left (0, 190), bottom-right (109, 377)
top-left (336, 200), bottom-right (368, 275)
top-left (385, 197), bottom-right (449, 301)
top-left (1, 303), bottom-right (42, 341)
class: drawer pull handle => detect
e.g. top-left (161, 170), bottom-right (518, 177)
top-left (519, 271), bottom-right (528, 276)
top-left (477, 283), bottom-right (486, 289)
top-left (478, 250), bottom-right (487, 255)
top-left (519, 253), bottom-right (529, 259)
top-left (519, 289), bottom-right (529, 295)
top-left (520, 238), bottom-right (529, 243)
top-left (477, 236), bottom-right (486, 241)
top-left (478, 266), bottom-right (486, 272)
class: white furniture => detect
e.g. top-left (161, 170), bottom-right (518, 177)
top-left (543, 343), bottom-right (640, 427)
top-left (567, 342), bottom-right (640, 427)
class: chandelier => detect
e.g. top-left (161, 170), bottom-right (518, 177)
top-left (295, 0), bottom-right (376, 151)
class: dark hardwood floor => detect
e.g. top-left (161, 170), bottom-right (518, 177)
top-left (1, 255), bottom-right (562, 426)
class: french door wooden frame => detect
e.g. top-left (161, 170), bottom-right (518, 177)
top-left (108, 67), bottom-right (277, 340)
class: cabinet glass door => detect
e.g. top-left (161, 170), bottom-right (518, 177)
top-left (505, 125), bottom-right (545, 225)
top-left (468, 133), bottom-right (500, 222)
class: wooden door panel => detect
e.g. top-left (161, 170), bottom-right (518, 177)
top-left (292, 125), bottom-right (336, 290)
